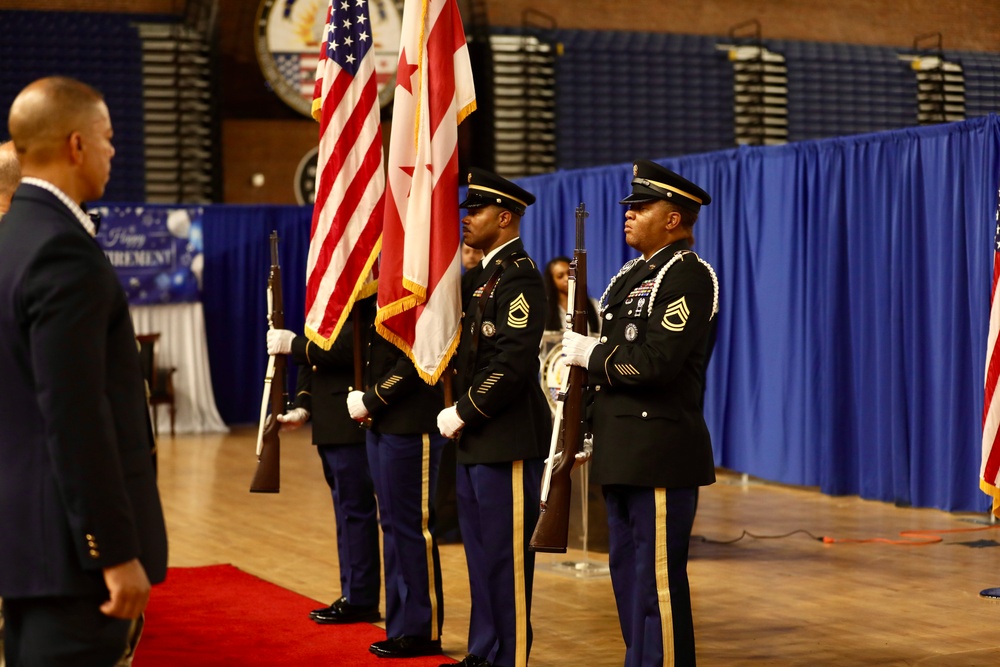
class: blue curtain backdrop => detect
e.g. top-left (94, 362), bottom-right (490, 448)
top-left (202, 206), bottom-right (312, 427)
top-left (200, 116), bottom-right (1000, 513)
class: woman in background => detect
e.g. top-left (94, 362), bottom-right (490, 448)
top-left (542, 256), bottom-right (599, 333)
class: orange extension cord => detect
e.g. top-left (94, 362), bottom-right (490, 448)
top-left (697, 524), bottom-right (1000, 546)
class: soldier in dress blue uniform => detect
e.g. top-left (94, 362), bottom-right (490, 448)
top-left (436, 169), bottom-right (551, 667)
top-left (347, 297), bottom-right (448, 659)
top-left (266, 309), bottom-right (381, 626)
top-left (562, 160), bottom-right (719, 667)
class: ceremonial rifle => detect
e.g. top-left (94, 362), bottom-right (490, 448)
top-left (250, 231), bottom-right (287, 493)
top-left (530, 203), bottom-right (590, 552)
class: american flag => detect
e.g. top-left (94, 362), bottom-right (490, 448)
top-left (274, 52), bottom-right (320, 99)
top-left (375, 0), bottom-right (476, 384)
top-left (303, 0), bottom-right (385, 348)
top-left (980, 185), bottom-right (1000, 516)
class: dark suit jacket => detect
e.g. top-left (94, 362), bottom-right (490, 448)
top-left (0, 183), bottom-right (168, 599)
top-left (453, 239), bottom-right (551, 465)
top-left (289, 317), bottom-right (366, 446)
top-left (586, 240), bottom-right (717, 489)
top-left (357, 297), bottom-right (445, 435)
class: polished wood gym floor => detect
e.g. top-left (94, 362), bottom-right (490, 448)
top-left (157, 427), bottom-right (1000, 666)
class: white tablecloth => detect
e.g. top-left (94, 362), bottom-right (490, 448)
top-left (130, 303), bottom-right (229, 435)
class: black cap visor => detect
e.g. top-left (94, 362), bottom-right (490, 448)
top-left (620, 180), bottom-right (702, 211)
top-left (619, 183), bottom-right (661, 205)
top-left (459, 191), bottom-right (491, 209)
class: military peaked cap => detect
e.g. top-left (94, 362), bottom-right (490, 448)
top-left (459, 168), bottom-right (536, 216)
top-left (620, 160), bottom-right (711, 212)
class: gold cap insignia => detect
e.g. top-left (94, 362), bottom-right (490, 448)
top-left (467, 173), bottom-right (472, 183)
top-left (633, 164), bottom-right (638, 176)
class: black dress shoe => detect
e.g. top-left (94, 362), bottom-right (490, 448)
top-left (369, 636), bottom-right (442, 658)
top-left (308, 596), bottom-right (345, 620)
top-left (441, 655), bottom-right (491, 667)
top-left (311, 597), bottom-right (380, 624)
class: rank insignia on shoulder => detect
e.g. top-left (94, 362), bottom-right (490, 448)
top-left (508, 293), bottom-right (529, 328)
top-left (625, 323), bottom-right (639, 341)
top-left (482, 320), bottom-right (496, 337)
top-left (662, 296), bottom-right (690, 331)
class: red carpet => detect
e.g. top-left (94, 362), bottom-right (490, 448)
top-left (135, 565), bottom-right (455, 666)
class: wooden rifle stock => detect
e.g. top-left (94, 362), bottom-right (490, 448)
top-left (251, 231), bottom-right (287, 493)
top-left (530, 203), bottom-right (589, 553)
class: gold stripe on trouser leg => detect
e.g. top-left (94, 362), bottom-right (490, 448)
top-left (512, 460), bottom-right (528, 667)
top-left (654, 488), bottom-right (674, 666)
top-left (421, 434), bottom-right (440, 640)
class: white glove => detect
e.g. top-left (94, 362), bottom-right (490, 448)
top-left (562, 330), bottom-right (598, 367)
top-left (276, 407), bottom-right (310, 431)
top-left (437, 406), bottom-right (465, 439)
top-left (266, 329), bottom-right (297, 355)
top-left (347, 390), bottom-right (369, 420)
top-left (546, 436), bottom-right (593, 469)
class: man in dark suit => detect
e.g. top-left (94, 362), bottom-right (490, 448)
top-left (0, 77), bottom-right (168, 666)
top-left (562, 160), bottom-right (718, 667)
top-left (436, 169), bottom-right (551, 667)
top-left (266, 301), bottom-right (381, 625)
top-left (0, 138), bottom-right (19, 667)
top-left (346, 298), bottom-right (447, 659)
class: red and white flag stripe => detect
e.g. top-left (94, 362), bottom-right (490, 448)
top-left (376, 0), bottom-right (476, 383)
top-left (304, 0), bottom-right (385, 348)
top-left (980, 185), bottom-right (1000, 516)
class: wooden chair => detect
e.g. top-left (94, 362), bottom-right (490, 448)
top-left (136, 333), bottom-right (178, 437)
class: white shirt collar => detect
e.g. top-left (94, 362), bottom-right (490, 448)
top-left (21, 177), bottom-right (96, 237)
top-left (481, 237), bottom-right (519, 268)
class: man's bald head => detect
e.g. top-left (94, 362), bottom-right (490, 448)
top-left (0, 141), bottom-right (20, 216)
top-left (8, 77), bottom-right (114, 204)
top-left (9, 77), bottom-right (105, 161)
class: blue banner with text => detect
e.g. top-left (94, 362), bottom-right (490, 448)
top-left (93, 205), bottom-right (204, 305)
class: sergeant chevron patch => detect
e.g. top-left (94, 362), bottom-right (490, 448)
top-left (662, 296), bottom-right (690, 331)
top-left (508, 293), bottom-right (530, 328)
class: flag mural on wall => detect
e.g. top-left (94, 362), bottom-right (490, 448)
top-left (303, 0), bottom-right (386, 348)
top-left (376, 0), bottom-right (476, 383)
top-left (981, 185), bottom-right (1000, 517)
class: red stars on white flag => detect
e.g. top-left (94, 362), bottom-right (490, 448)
top-left (375, 0), bottom-right (476, 383)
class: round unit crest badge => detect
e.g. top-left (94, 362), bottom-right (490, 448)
top-left (624, 323), bottom-right (639, 342)
top-left (255, 0), bottom-right (401, 118)
top-left (481, 321), bottom-right (496, 338)
top-left (294, 146), bottom-right (319, 204)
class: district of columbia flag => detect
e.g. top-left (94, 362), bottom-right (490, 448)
top-left (980, 184), bottom-right (1000, 517)
top-left (303, 0), bottom-right (385, 349)
top-left (376, 0), bottom-right (476, 383)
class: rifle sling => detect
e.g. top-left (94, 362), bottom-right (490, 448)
top-left (468, 253), bottom-right (520, 364)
